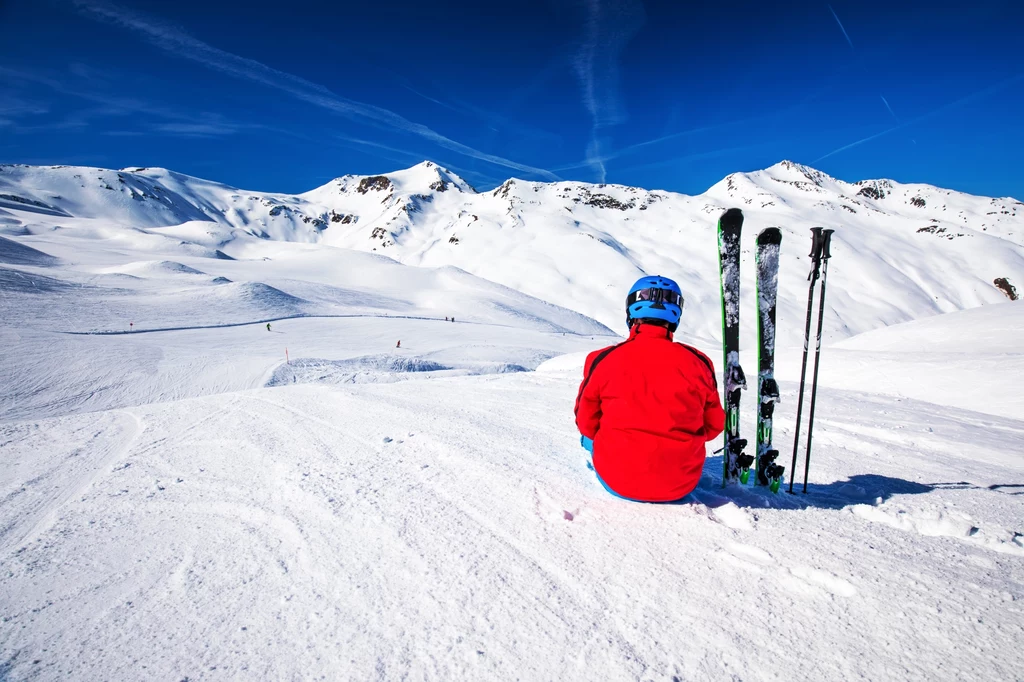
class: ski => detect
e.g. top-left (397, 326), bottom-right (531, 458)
top-left (717, 208), bottom-right (753, 485)
top-left (755, 228), bottom-right (784, 492)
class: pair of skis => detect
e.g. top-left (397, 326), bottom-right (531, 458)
top-left (717, 208), bottom-right (784, 492)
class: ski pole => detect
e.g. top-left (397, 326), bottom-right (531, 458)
top-left (788, 228), bottom-right (825, 494)
top-left (802, 229), bottom-right (834, 493)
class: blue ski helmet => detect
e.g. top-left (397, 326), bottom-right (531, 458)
top-left (626, 275), bottom-right (684, 331)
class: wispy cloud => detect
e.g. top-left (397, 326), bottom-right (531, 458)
top-left (401, 84), bottom-right (562, 146)
top-left (69, 0), bottom-right (558, 180)
top-left (880, 95), bottom-right (899, 122)
top-left (552, 118), bottom-right (753, 173)
top-left (334, 134), bottom-right (501, 188)
top-left (828, 5), bottom-right (854, 49)
top-left (571, 0), bottom-right (646, 182)
top-left (152, 121), bottom-right (243, 137)
top-left (813, 73), bottom-right (1024, 163)
top-left (615, 140), bottom-right (782, 176)
top-left (0, 94), bottom-right (49, 118)
top-left (0, 66), bottom-right (277, 139)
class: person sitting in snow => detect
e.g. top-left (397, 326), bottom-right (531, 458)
top-left (575, 276), bottom-right (725, 502)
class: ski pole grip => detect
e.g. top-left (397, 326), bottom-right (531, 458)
top-left (808, 227), bottom-right (824, 260)
top-left (821, 229), bottom-right (835, 260)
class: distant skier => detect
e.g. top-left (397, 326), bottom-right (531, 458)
top-left (396, 340), bottom-right (401, 349)
top-left (266, 323), bottom-right (271, 332)
top-left (451, 317), bottom-right (455, 323)
top-left (445, 316), bottom-right (449, 321)
top-left (575, 276), bottom-right (725, 502)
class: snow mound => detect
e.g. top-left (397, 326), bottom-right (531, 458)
top-left (0, 267), bottom-right (76, 293)
top-left (265, 354), bottom-right (529, 387)
top-left (835, 299), bottom-right (1024, 353)
top-left (103, 260), bottom-right (207, 277)
top-left (266, 355), bottom-right (452, 386)
top-left (535, 351), bottom-right (589, 374)
top-left (0, 235), bottom-right (61, 266)
top-left (220, 281), bottom-right (308, 314)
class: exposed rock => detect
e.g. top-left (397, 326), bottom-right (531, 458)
top-left (301, 214), bottom-right (328, 229)
top-left (855, 180), bottom-right (893, 201)
top-left (771, 177), bottom-right (825, 193)
top-left (917, 224), bottom-right (968, 240)
top-left (493, 179), bottom-right (515, 199)
top-left (777, 160), bottom-right (830, 187)
top-left (994, 277), bottom-right (1018, 301)
top-left (584, 193), bottom-right (633, 210)
top-left (0, 194), bottom-right (50, 209)
top-left (357, 176), bottom-right (392, 194)
top-left (910, 197), bottom-right (926, 208)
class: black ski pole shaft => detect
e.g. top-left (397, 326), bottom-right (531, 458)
top-left (788, 228), bottom-right (824, 494)
top-left (802, 229), bottom-right (834, 493)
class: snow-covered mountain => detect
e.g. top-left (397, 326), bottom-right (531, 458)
top-left (2, 159), bottom-right (1023, 680)
top-left (3, 160), bottom-right (1021, 345)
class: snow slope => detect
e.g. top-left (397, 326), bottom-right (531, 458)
top-left (807, 300), bottom-right (1024, 419)
top-left (1, 162), bottom-right (1023, 680)
top-left (1, 309), bottom-right (1022, 680)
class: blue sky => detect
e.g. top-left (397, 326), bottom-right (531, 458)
top-left (1, 0), bottom-right (1021, 197)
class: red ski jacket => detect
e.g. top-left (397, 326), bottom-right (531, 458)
top-left (575, 323), bottom-right (726, 502)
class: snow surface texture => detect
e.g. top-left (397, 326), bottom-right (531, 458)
top-left (1, 162), bottom-right (1023, 680)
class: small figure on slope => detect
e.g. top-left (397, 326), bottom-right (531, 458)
top-left (396, 340), bottom-right (401, 349)
top-left (266, 323), bottom-right (271, 332)
top-left (575, 276), bottom-right (725, 502)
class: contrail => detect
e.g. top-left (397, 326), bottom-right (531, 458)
top-left (880, 95), bottom-right (899, 122)
top-left (69, 0), bottom-right (559, 181)
top-left (813, 73), bottom-right (1024, 163)
top-left (828, 5), bottom-right (854, 49)
top-left (572, 0), bottom-right (646, 182)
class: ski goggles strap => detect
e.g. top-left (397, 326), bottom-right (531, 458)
top-left (627, 287), bottom-right (684, 308)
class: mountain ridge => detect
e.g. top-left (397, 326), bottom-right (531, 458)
top-left (1, 159), bottom-right (1021, 344)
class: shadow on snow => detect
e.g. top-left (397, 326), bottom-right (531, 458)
top-left (681, 455), bottom-right (934, 511)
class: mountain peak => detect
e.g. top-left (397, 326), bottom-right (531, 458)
top-left (761, 160), bottom-right (836, 187)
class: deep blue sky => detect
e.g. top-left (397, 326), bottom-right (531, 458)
top-left (1, 0), bottom-right (1021, 197)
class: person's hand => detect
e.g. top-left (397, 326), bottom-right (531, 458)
top-left (580, 435), bottom-right (594, 453)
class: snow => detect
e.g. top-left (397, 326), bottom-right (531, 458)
top-left (3, 159), bottom-right (1022, 346)
top-left (1, 161), bottom-right (1023, 680)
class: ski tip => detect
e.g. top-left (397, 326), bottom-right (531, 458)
top-left (720, 208), bottom-right (744, 228)
top-left (756, 227), bottom-right (782, 246)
